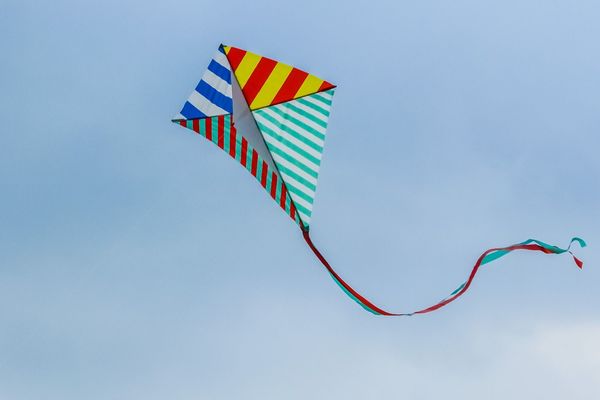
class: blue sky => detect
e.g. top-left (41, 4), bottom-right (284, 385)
top-left (1, 0), bottom-right (599, 398)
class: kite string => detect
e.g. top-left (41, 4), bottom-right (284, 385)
top-left (302, 231), bottom-right (586, 316)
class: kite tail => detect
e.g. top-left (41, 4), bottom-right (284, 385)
top-left (302, 231), bottom-right (586, 316)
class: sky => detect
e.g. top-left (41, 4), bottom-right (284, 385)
top-left (1, 0), bottom-right (599, 398)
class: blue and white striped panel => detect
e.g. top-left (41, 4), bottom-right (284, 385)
top-left (174, 47), bottom-right (233, 120)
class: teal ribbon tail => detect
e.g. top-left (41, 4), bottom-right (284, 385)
top-left (305, 231), bottom-right (587, 315)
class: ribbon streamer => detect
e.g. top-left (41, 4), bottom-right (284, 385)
top-left (303, 231), bottom-right (586, 316)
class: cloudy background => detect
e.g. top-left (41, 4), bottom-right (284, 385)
top-left (2, 1), bottom-right (599, 398)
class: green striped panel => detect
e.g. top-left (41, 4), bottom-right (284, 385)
top-left (253, 89), bottom-right (334, 227)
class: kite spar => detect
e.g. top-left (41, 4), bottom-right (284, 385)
top-left (172, 44), bottom-right (586, 315)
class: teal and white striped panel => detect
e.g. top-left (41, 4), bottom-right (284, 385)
top-left (253, 89), bottom-right (334, 226)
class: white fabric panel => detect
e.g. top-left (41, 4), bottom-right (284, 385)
top-left (231, 69), bottom-right (281, 175)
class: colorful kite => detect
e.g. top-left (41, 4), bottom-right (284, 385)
top-left (172, 44), bottom-right (586, 315)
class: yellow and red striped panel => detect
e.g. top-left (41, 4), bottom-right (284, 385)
top-left (223, 45), bottom-right (335, 110)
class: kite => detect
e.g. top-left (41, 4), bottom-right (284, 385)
top-left (171, 44), bottom-right (586, 315)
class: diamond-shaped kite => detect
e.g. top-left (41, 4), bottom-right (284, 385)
top-left (172, 44), bottom-right (585, 315)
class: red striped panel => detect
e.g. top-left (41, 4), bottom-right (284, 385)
top-left (242, 57), bottom-right (277, 105)
top-left (192, 119), bottom-right (200, 133)
top-left (280, 184), bottom-right (287, 209)
top-left (226, 47), bottom-right (246, 71)
top-left (240, 137), bottom-right (248, 167)
top-left (179, 120), bottom-right (186, 127)
top-left (260, 161), bottom-right (268, 188)
top-left (217, 115), bottom-right (224, 149)
top-left (270, 173), bottom-right (278, 199)
top-left (271, 68), bottom-right (308, 105)
top-left (229, 129), bottom-right (236, 158)
top-left (290, 201), bottom-right (296, 220)
top-left (318, 81), bottom-right (335, 92)
top-left (251, 149), bottom-right (258, 177)
top-left (205, 118), bottom-right (212, 141)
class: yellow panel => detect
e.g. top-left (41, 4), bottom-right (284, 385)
top-left (223, 46), bottom-right (231, 54)
top-left (250, 62), bottom-right (293, 109)
top-left (294, 74), bottom-right (324, 98)
top-left (235, 52), bottom-right (262, 88)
